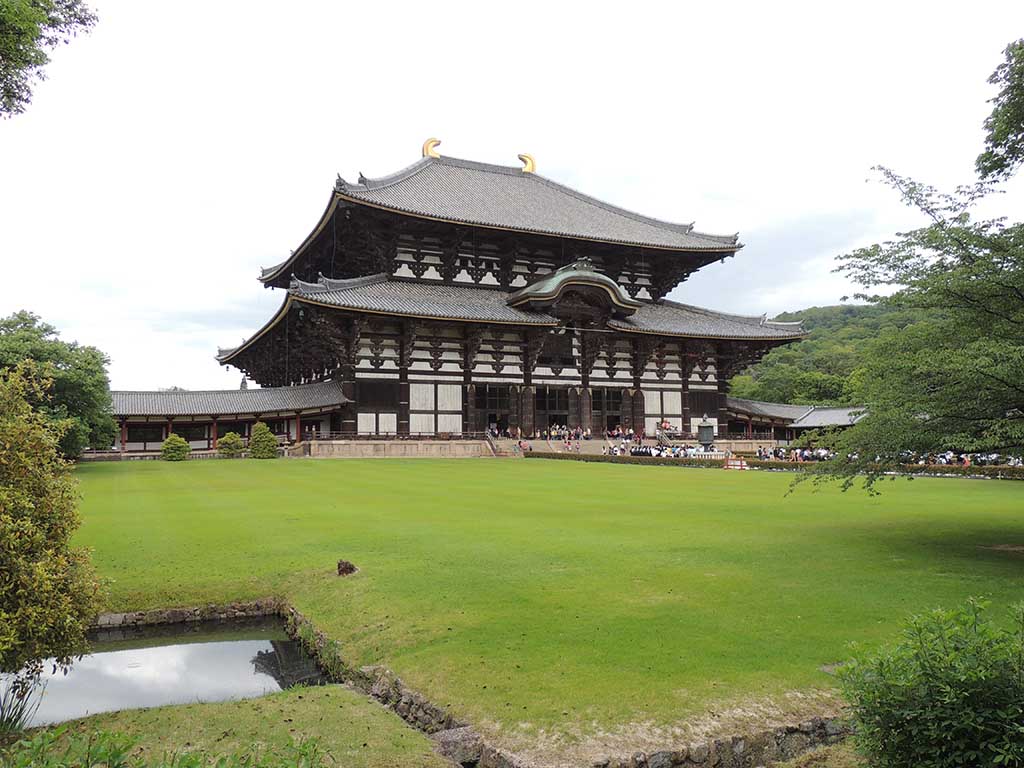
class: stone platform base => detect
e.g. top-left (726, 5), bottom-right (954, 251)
top-left (300, 439), bottom-right (492, 459)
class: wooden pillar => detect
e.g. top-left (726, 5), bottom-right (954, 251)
top-left (340, 363), bottom-right (357, 434)
top-left (746, 417), bottom-right (752, 438)
top-left (296, 412), bottom-right (302, 442)
top-left (119, 419), bottom-right (127, 452)
top-left (166, 418), bottom-right (173, 437)
top-left (399, 334), bottom-right (411, 436)
top-left (568, 387), bottom-right (581, 428)
top-left (579, 388), bottom-right (592, 434)
top-left (212, 418), bottom-right (219, 449)
top-left (681, 375), bottom-right (691, 436)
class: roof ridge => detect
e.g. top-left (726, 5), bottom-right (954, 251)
top-left (111, 381), bottom-right (342, 395)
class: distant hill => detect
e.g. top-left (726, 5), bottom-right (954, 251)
top-left (729, 304), bottom-right (923, 405)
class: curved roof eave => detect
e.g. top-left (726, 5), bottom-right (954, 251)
top-left (259, 191), bottom-right (341, 285)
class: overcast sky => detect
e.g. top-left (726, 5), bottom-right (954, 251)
top-left (2, 1), bottom-right (1022, 390)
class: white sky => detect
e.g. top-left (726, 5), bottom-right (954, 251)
top-left (1, 1), bottom-right (1022, 390)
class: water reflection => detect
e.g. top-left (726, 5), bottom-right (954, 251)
top-left (17, 618), bottom-right (324, 727)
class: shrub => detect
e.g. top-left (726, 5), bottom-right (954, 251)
top-left (248, 422), bottom-right (278, 460)
top-left (840, 599), bottom-right (1024, 768)
top-left (160, 433), bottom-right (190, 461)
top-left (217, 431), bottom-right (244, 458)
top-left (0, 363), bottom-right (102, 713)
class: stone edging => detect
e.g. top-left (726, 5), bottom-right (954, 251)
top-left (93, 598), bottom-right (283, 628)
top-left (94, 600), bottom-right (850, 767)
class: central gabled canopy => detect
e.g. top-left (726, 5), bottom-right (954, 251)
top-left (507, 258), bottom-right (642, 318)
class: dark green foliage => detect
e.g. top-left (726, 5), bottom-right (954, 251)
top-left (840, 600), bottom-right (1024, 768)
top-left (729, 304), bottom-right (923, 405)
top-left (160, 434), bottom-right (189, 462)
top-left (0, 312), bottom-right (115, 458)
top-left (977, 39), bottom-right (1024, 180)
top-left (0, 0), bottom-right (96, 118)
top-left (248, 422), bottom-right (278, 460)
top-left (0, 363), bottom-right (102, 682)
top-left (0, 728), bottom-right (326, 766)
top-left (216, 431), bottom-right (244, 458)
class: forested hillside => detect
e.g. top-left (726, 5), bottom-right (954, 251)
top-left (729, 304), bottom-right (924, 405)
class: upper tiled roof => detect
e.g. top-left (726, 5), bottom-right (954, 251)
top-left (335, 155), bottom-right (741, 252)
top-left (290, 274), bottom-right (560, 326)
top-left (111, 381), bottom-right (350, 417)
top-left (609, 300), bottom-right (807, 340)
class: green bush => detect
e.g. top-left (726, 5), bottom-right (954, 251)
top-left (248, 422), bottom-right (278, 460)
top-left (160, 433), bottom-right (190, 461)
top-left (216, 431), bottom-right (244, 458)
top-left (0, 728), bottom-right (325, 766)
top-left (840, 599), bottom-right (1024, 768)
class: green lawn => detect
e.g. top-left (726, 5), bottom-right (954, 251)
top-left (57, 686), bottom-right (447, 768)
top-left (75, 459), bottom-right (1024, 761)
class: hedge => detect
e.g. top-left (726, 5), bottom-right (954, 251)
top-left (522, 451), bottom-right (1024, 480)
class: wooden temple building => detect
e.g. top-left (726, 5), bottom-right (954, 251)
top-left (111, 142), bottom-right (812, 450)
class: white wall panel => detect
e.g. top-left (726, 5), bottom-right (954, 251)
top-left (642, 390), bottom-right (662, 417)
top-left (663, 391), bottom-right (682, 415)
top-left (410, 382), bottom-right (435, 411)
top-left (437, 414), bottom-right (463, 433)
top-left (437, 384), bottom-right (462, 411)
top-left (645, 417), bottom-right (662, 435)
top-left (411, 413), bottom-right (435, 434)
top-left (357, 413), bottom-right (376, 435)
top-left (378, 412), bottom-right (397, 433)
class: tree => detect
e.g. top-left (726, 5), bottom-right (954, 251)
top-left (0, 363), bottom-right (102, 684)
top-left (0, 311), bottom-right (116, 458)
top-left (160, 433), bottom-right (190, 461)
top-left (0, 0), bottom-right (97, 118)
top-left (977, 38), bottom-right (1024, 180)
top-left (248, 422), bottom-right (279, 459)
top-left (805, 41), bottom-right (1024, 487)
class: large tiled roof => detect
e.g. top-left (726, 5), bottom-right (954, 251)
top-left (290, 274), bottom-right (560, 325)
top-left (111, 381), bottom-right (350, 417)
top-left (609, 300), bottom-right (807, 340)
top-left (335, 155), bottom-right (740, 252)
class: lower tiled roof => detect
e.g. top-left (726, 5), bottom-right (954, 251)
top-left (726, 397), bottom-right (814, 421)
top-left (289, 276), bottom-right (805, 340)
top-left (112, 381), bottom-right (350, 417)
top-left (726, 397), bottom-right (866, 427)
top-left (292, 275), bottom-right (559, 325)
top-left (610, 300), bottom-right (807, 340)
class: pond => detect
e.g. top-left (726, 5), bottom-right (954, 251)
top-left (20, 617), bottom-right (325, 727)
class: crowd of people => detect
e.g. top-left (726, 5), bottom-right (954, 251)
top-left (755, 446), bottom-right (834, 462)
top-left (900, 451), bottom-right (1024, 467)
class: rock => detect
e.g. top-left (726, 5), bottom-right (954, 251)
top-left (647, 751), bottom-right (674, 768)
top-left (432, 726), bottom-right (482, 765)
top-left (630, 751), bottom-right (648, 767)
top-left (688, 744), bottom-right (709, 764)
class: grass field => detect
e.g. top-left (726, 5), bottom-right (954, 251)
top-left (58, 686), bottom-right (448, 768)
top-left (74, 459), bottom-right (1024, 763)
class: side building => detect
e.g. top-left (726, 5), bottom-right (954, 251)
top-left (111, 143), bottom-right (809, 449)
